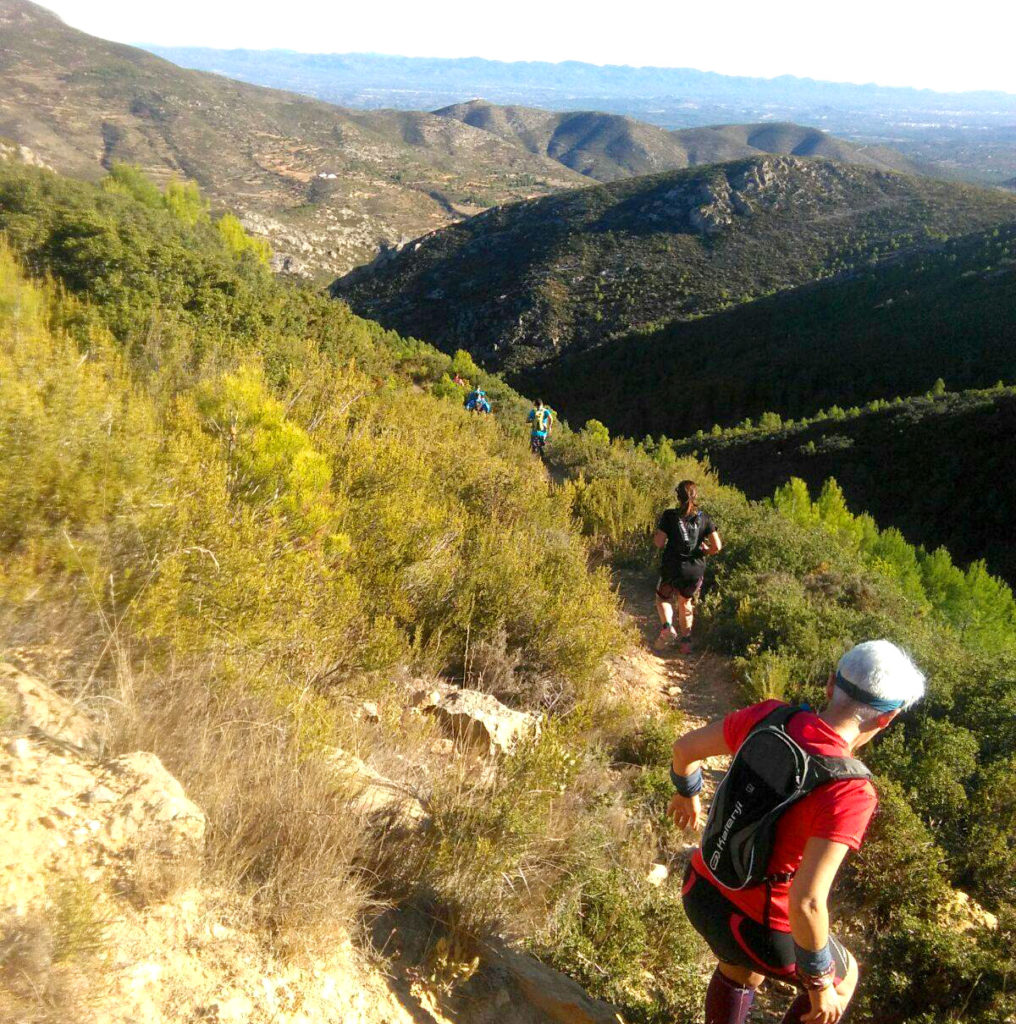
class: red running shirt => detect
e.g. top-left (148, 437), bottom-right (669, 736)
top-left (690, 700), bottom-right (877, 932)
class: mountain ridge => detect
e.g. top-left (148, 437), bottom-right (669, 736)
top-left (0, 0), bottom-right (588, 276)
top-left (433, 100), bottom-right (922, 181)
top-left (333, 154), bottom-right (1016, 370)
top-left (140, 45), bottom-right (1016, 185)
top-left (142, 45), bottom-right (1016, 107)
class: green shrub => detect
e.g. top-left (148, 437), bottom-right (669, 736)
top-left (732, 649), bottom-right (794, 703)
top-left (841, 779), bottom-right (950, 928)
top-left (216, 212), bottom-right (271, 264)
top-left (855, 914), bottom-right (1014, 1024)
top-left (49, 879), bottom-right (107, 964)
top-left (540, 867), bottom-right (705, 1024)
top-left (614, 711), bottom-right (684, 767)
top-left (867, 720), bottom-right (979, 840)
top-left (963, 757), bottom-right (1016, 908)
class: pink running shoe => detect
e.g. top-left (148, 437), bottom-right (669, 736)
top-left (654, 625), bottom-right (678, 650)
top-left (678, 637), bottom-right (693, 656)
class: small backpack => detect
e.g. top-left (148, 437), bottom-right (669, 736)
top-left (672, 510), bottom-right (704, 557)
top-left (701, 704), bottom-right (871, 907)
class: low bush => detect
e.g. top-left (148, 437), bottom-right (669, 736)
top-left (541, 866), bottom-right (705, 1024)
top-left (0, 880), bottom-right (107, 1024)
top-left (732, 649), bottom-right (794, 704)
top-left (614, 711), bottom-right (684, 768)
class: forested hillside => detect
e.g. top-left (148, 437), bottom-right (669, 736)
top-left (665, 384), bottom-right (1016, 585)
top-left (522, 220), bottom-right (1016, 437)
top-left (334, 155), bottom-right (1016, 370)
top-left (2, 159), bottom-right (1015, 1024)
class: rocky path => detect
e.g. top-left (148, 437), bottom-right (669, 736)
top-left (609, 568), bottom-right (741, 783)
top-left (609, 570), bottom-right (790, 1024)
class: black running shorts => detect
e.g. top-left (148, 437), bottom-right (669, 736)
top-left (682, 864), bottom-right (850, 984)
top-left (656, 576), bottom-right (703, 602)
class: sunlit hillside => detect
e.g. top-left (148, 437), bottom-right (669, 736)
top-left (2, 159), bottom-right (1015, 1024)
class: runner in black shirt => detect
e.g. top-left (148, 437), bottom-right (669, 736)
top-left (653, 480), bottom-right (722, 654)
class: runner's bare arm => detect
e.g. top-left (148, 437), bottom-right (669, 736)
top-left (672, 719), bottom-right (728, 771)
top-left (790, 838), bottom-right (852, 1024)
top-left (788, 837), bottom-right (850, 951)
top-left (667, 720), bottom-right (728, 830)
top-left (700, 530), bottom-right (722, 556)
top-left (653, 529), bottom-right (668, 549)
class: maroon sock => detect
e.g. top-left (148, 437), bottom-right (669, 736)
top-left (705, 968), bottom-right (756, 1024)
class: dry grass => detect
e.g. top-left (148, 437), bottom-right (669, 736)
top-left (0, 882), bottom-right (106, 1024)
top-left (108, 662), bottom-right (380, 950)
top-left (3, 601), bottom-right (698, 1020)
top-left (464, 627), bottom-right (575, 714)
top-left (117, 830), bottom-right (203, 909)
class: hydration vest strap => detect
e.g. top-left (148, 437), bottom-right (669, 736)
top-left (762, 870), bottom-right (796, 932)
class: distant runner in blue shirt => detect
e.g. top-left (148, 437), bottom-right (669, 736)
top-left (464, 388), bottom-right (492, 414)
top-left (527, 400), bottom-right (553, 456)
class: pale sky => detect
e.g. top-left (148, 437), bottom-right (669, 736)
top-left (40, 0), bottom-right (1016, 94)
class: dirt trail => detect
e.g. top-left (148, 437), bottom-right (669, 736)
top-left (609, 573), bottom-right (780, 1020)
top-left (611, 567), bottom-right (741, 741)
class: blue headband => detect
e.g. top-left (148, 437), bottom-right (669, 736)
top-left (835, 671), bottom-right (906, 713)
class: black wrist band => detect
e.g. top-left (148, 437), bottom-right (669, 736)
top-left (670, 765), bottom-right (703, 796)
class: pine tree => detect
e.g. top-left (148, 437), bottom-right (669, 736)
top-left (773, 477), bottom-right (819, 528)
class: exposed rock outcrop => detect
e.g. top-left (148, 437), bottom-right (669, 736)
top-left (0, 729), bottom-right (205, 912)
top-left (414, 684), bottom-right (540, 755)
top-left (327, 747), bottom-right (429, 826)
top-left (0, 139), bottom-right (53, 169)
top-left (0, 668), bottom-right (620, 1024)
top-left (947, 889), bottom-right (999, 933)
top-left (493, 948), bottom-right (623, 1024)
top-left (0, 670), bottom-right (422, 1023)
top-left (1, 663), bottom-right (99, 753)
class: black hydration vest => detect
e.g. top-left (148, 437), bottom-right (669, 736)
top-left (673, 510), bottom-right (703, 558)
top-left (700, 704), bottom-right (872, 922)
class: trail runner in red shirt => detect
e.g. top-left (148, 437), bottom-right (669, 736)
top-left (668, 640), bottom-right (926, 1024)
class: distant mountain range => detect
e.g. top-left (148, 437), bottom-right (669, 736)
top-left (434, 100), bottom-right (921, 181)
top-left (141, 45), bottom-right (1016, 118)
top-left (0, 0), bottom-right (589, 277)
top-left (333, 156), bottom-right (1016, 370)
top-left (144, 46), bottom-right (1016, 185)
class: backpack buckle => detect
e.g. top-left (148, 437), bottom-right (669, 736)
top-left (764, 871), bottom-right (796, 885)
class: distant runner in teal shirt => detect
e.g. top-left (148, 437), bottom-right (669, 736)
top-left (527, 400), bottom-right (553, 456)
